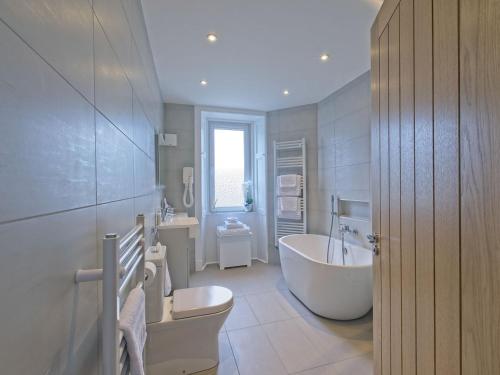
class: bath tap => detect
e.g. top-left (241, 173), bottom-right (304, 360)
top-left (339, 223), bottom-right (357, 235)
top-left (338, 224), bottom-right (358, 265)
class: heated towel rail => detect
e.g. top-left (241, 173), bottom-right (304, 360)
top-left (273, 139), bottom-right (307, 245)
top-left (75, 214), bottom-right (146, 375)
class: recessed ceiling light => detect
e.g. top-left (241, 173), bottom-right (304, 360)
top-left (320, 53), bottom-right (330, 62)
top-left (207, 33), bottom-right (218, 43)
top-left (283, 90), bottom-right (290, 96)
top-left (200, 80), bottom-right (208, 86)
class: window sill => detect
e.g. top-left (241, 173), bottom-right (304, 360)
top-left (208, 210), bottom-right (255, 215)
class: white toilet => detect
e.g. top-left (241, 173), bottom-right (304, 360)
top-left (144, 245), bottom-right (233, 375)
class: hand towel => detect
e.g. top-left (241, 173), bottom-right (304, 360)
top-left (278, 197), bottom-right (302, 220)
top-left (119, 287), bottom-right (147, 375)
top-left (164, 247), bottom-right (172, 296)
top-left (277, 175), bottom-right (302, 196)
top-left (278, 174), bottom-right (299, 188)
top-left (278, 186), bottom-right (302, 197)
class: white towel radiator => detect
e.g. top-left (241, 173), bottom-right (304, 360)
top-left (273, 139), bottom-right (307, 245)
top-left (75, 214), bottom-right (146, 375)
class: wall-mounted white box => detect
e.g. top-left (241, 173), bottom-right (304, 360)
top-left (158, 133), bottom-right (177, 146)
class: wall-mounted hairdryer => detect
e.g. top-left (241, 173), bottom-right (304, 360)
top-left (182, 167), bottom-right (194, 208)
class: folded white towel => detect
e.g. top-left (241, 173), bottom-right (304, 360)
top-left (164, 249), bottom-right (172, 297)
top-left (278, 197), bottom-right (301, 220)
top-left (224, 220), bottom-right (244, 229)
top-left (278, 186), bottom-right (301, 197)
top-left (278, 174), bottom-right (300, 188)
top-left (277, 175), bottom-right (302, 196)
top-left (119, 287), bottom-right (147, 375)
top-left (218, 224), bottom-right (251, 236)
top-left (279, 196), bottom-right (298, 211)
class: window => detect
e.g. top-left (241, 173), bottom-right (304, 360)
top-left (209, 122), bottom-right (251, 211)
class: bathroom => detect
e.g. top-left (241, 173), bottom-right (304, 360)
top-left (1, 1), bottom-right (499, 375)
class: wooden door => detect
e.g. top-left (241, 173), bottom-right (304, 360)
top-left (371, 5), bottom-right (403, 374)
top-left (371, 0), bottom-right (462, 374)
top-left (460, 0), bottom-right (500, 373)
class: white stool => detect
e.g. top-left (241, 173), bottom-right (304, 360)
top-left (217, 225), bottom-right (252, 270)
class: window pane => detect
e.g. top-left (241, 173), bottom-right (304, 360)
top-left (213, 128), bottom-right (245, 208)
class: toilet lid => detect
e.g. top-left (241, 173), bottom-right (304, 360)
top-left (172, 286), bottom-right (233, 319)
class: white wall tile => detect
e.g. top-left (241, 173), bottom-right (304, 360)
top-left (94, 16), bottom-right (133, 139)
top-left (134, 147), bottom-right (155, 197)
top-left (146, 123), bottom-right (156, 160)
top-left (0, 207), bottom-right (98, 375)
top-left (335, 135), bottom-right (370, 167)
top-left (97, 199), bottom-right (136, 250)
top-left (332, 106), bottom-right (371, 142)
top-left (335, 163), bottom-right (370, 192)
top-left (93, 0), bottom-right (132, 74)
top-left (164, 103), bottom-right (195, 132)
top-left (0, 0), bottom-right (94, 102)
top-left (96, 112), bottom-right (134, 204)
top-left (328, 72), bottom-right (371, 120)
top-left (132, 94), bottom-right (150, 153)
top-left (134, 193), bottom-right (156, 246)
top-left (314, 72), bottom-right (371, 236)
top-left (0, 2), bottom-right (161, 373)
top-left (0, 22), bottom-right (96, 223)
top-left (159, 104), bottom-right (195, 212)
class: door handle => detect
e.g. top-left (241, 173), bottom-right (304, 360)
top-left (367, 233), bottom-right (380, 256)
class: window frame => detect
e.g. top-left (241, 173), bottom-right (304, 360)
top-left (208, 121), bottom-right (252, 212)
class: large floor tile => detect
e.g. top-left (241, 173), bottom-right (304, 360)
top-left (246, 291), bottom-right (298, 324)
top-left (228, 326), bottom-right (287, 375)
top-left (296, 353), bottom-right (373, 375)
top-left (192, 262), bottom-right (373, 375)
top-left (190, 262), bottom-right (286, 297)
top-left (275, 288), bottom-right (315, 318)
top-left (296, 314), bottom-right (373, 365)
top-left (296, 364), bottom-right (338, 375)
top-left (225, 297), bottom-right (259, 331)
top-left (210, 332), bottom-right (239, 375)
top-left (262, 319), bottom-right (328, 373)
top-left (333, 353), bottom-right (373, 375)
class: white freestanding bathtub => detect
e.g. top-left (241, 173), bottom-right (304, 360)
top-left (279, 234), bottom-right (373, 320)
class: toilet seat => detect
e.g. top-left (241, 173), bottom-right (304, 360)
top-left (172, 286), bottom-right (233, 319)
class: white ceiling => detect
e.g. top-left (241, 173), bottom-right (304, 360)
top-left (141, 0), bottom-right (382, 112)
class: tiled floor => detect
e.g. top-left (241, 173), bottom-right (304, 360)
top-left (190, 261), bottom-right (373, 375)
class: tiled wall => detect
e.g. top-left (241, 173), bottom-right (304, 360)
top-left (314, 71), bottom-right (371, 246)
top-left (160, 103), bottom-right (196, 216)
top-left (266, 104), bottom-right (318, 263)
top-left (0, 1), bottom-right (163, 373)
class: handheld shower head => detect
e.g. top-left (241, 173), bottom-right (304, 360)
top-left (331, 195), bottom-right (337, 216)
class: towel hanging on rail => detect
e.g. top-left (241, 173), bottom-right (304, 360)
top-left (278, 197), bottom-right (302, 220)
top-left (277, 174), bottom-right (302, 196)
top-left (278, 174), bottom-right (300, 188)
top-left (119, 287), bottom-right (147, 375)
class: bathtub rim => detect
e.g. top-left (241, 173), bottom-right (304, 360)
top-left (278, 233), bottom-right (372, 269)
